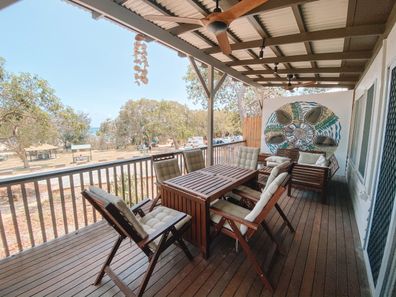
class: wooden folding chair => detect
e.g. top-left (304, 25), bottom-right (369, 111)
top-left (150, 152), bottom-right (181, 211)
top-left (82, 186), bottom-right (193, 297)
top-left (210, 173), bottom-right (294, 292)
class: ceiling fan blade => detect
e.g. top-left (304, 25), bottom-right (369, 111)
top-left (144, 15), bottom-right (203, 25)
top-left (220, 0), bottom-right (269, 22)
top-left (215, 31), bottom-right (232, 55)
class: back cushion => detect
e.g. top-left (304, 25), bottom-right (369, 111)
top-left (154, 158), bottom-right (181, 183)
top-left (88, 186), bottom-right (148, 238)
top-left (264, 161), bottom-right (289, 192)
top-left (236, 147), bottom-right (260, 170)
top-left (298, 152), bottom-right (324, 165)
top-left (183, 149), bottom-right (205, 172)
top-left (242, 172), bottom-right (288, 234)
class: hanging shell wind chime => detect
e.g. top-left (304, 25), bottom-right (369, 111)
top-left (133, 34), bottom-right (149, 85)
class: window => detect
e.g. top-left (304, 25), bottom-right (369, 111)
top-left (350, 96), bottom-right (363, 165)
top-left (358, 84), bottom-right (375, 177)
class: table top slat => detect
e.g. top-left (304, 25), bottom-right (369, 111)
top-left (163, 164), bottom-right (257, 200)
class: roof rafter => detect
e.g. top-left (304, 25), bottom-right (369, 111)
top-left (227, 51), bottom-right (372, 66)
top-left (241, 66), bottom-right (364, 75)
top-left (291, 4), bottom-right (320, 79)
top-left (205, 24), bottom-right (385, 54)
top-left (254, 77), bottom-right (359, 82)
top-left (259, 83), bottom-right (355, 89)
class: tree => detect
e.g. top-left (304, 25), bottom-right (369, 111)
top-left (55, 106), bottom-right (90, 149)
top-left (97, 118), bottom-right (117, 149)
top-left (0, 58), bottom-right (61, 167)
top-left (184, 64), bottom-right (285, 119)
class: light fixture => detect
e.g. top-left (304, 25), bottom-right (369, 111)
top-left (259, 38), bottom-right (265, 59)
top-left (274, 62), bottom-right (279, 73)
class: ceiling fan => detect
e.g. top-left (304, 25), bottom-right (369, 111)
top-left (283, 74), bottom-right (317, 91)
top-left (144, 0), bottom-right (269, 55)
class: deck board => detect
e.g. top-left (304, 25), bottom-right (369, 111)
top-left (0, 178), bottom-right (370, 297)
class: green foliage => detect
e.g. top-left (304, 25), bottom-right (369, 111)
top-left (183, 64), bottom-right (285, 119)
top-left (0, 57), bottom-right (91, 167)
top-left (55, 106), bottom-right (90, 148)
top-left (0, 59), bottom-right (62, 167)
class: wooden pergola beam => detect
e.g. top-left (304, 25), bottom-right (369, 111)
top-left (259, 83), bottom-right (355, 89)
top-left (205, 24), bottom-right (385, 54)
top-left (241, 66), bottom-right (364, 75)
top-left (0, 0), bottom-right (19, 10)
top-left (227, 51), bottom-right (372, 66)
top-left (254, 77), bottom-right (359, 82)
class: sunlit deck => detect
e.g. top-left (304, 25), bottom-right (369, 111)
top-left (0, 178), bottom-right (370, 297)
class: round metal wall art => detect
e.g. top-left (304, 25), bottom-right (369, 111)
top-left (264, 101), bottom-right (341, 154)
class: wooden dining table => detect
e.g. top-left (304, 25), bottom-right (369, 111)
top-left (160, 164), bottom-right (258, 259)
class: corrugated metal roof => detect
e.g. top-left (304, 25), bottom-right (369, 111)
top-left (83, 0), bottom-right (390, 89)
top-left (301, 0), bottom-right (348, 31)
top-left (278, 43), bottom-right (307, 56)
top-left (257, 7), bottom-right (300, 37)
top-left (312, 38), bottom-right (345, 53)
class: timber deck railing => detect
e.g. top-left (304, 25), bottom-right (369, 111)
top-left (0, 141), bottom-right (245, 259)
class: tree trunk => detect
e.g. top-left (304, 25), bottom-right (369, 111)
top-left (172, 137), bottom-right (179, 149)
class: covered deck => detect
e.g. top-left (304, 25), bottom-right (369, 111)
top-left (0, 179), bottom-right (369, 297)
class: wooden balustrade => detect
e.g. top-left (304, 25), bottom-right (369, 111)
top-left (0, 141), bottom-right (245, 259)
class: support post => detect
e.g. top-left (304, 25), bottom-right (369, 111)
top-left (188, 57), bottom-right (227, 166)
top-left (207, 65), bottom-right (214, 166)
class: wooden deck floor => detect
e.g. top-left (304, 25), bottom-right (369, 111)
top-left (0, 178), bottom-right (370, 297)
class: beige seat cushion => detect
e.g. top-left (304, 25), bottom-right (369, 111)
top-left (139, 206), bottom-right (191, 235)
top-left (210, 199), bottom-right (251, 235)
top-left (235, 147), bottom-right (260, 170)
top-left (183, 149), bottom-right (205, 173)
top-left (265, 156), bottom-right (291, 166)
top-left (154, 158), bottom-right (181, 183)
top-left (297, 152), bottom-right (324, 165)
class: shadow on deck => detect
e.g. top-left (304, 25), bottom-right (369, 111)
top-left (0, 177), bottom-right (370, 297)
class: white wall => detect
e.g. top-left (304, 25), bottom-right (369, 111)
top-left (261, 91), bottom-right (354, 175)
top-left (348, 17), bottom-right (396, 297)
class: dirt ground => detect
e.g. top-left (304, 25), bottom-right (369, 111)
top-left (0, 144), bottom-right (175, 177)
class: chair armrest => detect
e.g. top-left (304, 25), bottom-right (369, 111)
top-left (210, 207), bottom-right (258, 230)
top-left (232, 187), bottom-right (261, 203)
top-left (137, 212), bottom-right (187, 247)
top-left (130, 198), bottom-right (151, 214)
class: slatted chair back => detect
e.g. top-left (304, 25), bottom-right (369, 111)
top-left (328, 154), bottom-right (339, 178)
top-left (276, 148), bottom-right (300, 162)
top-left (182, 149), bottom-right (205, 173)
top-left (235, 146), bottom-right (260, 170)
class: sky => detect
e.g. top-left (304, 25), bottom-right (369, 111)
top-left (0, 0), bottom-right (196, 126)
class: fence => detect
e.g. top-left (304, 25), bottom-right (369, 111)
top-left (0, 141), bottom-right (245, 259)
top-left (242, 116), bottom-right (262, 148)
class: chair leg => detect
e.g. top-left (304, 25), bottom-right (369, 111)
top-left (228, 220), bottom-right (273, 292)
top-left (261, 221), bottom-right (284, 255)
top-left (149, 193), bottom-right (161, 212)
top-left (287, 183), bottom-right (292, 197)
top-left (171, 227), bottom-right (193, 261)
top-left (137, 231), bottom-right (169, 297)
top-left (275, 203), bottom-right (295, 233)
top-left (95, 235), bottom-right (124, 285)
